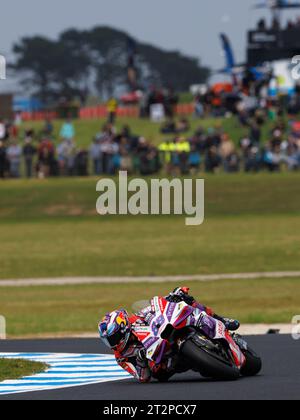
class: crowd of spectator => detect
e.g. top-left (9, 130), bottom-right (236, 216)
top-left (159, 116), bottom-right (300, 175)
top-left (1, 109), bottom-right (300, 180)
top-left (286, 17), bottom-right (300, 30)
top-left (256, 16), bottom-right (300, 31)
top-left (139, 87), bottom-right (179, 119)
top-left (0, 118), bottom-right (161, 179)
top-left (0, 117), bottom-right (88, 179)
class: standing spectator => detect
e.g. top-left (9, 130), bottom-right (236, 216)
top-left (107, 97), bottom-right (118, 125)
top-left (57, 139), bottom-right (68, 175)
top-left (281, 137), bottom-right (299, 171)
top-left (65, 139), bottom-right (76, 176)
top-left (249, 122), bottom-right (261, 145)
top-left (119, 137), bottom-right (133, 173)
top-left (158, 139), bottom-right (175, 175)
top-left (240, 135), bottom-right (261, 173)
top-left (137, 138), bottom-right (159, 176)
top-left (263, 142), bottom-right (281, 172)
top-left (57, 138), bottom-right (76, 176)
top-left (7, 121), bottom-right (18, 139)
top-left (99, 125), bottom-right (116, 174)
top-left (60, 117), bottom-right (75, 140)
top-left (75, 149), bottom-right (89, 177)
top-left (164, 88), bottom-right (178, 119)
top-left (14, 111), bottom-right (23, 127)
top-left (43, 118), bottom-right (54, 137)
top-left (23, 138), bottom-right (36, 178)
top-left (220, 134), bottom-right (238, 172)
top-left (194, 94), bottom-right (204, 118)
top-left (37, 138), bottom-right (55, 178)
top-left (7, 140), bottom-right (22, 178)
top-left (177, 137), bottom-right (191, 175)
top-left (205, 145), bottom-right (222, 173)
top-left (0, 119), bottom-right (6, 140)
top-left (188, 144), bottom-right (201, 174)
top-left (105, 139), bottom-right (120, 175)
top-left (0, 140), bottom-right (7, 178)
top-left (90, 138), bottom-right (102, 175)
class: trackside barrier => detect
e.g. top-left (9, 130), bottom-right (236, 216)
top-left (175, 103), bottom-right (195, 115)
top-left (21, 104), bottom-right (195, 122)
top-left (21, 111), bottom-right (58, 122)
top-left (79, 105), bottom-right (139, 120)
top-left (0, 316), bottom-right (6, 340)
top-left (79, 104), bottom-right (195, 120)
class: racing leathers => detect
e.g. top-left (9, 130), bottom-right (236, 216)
top-left (114, 287), bottom-right (240, 383)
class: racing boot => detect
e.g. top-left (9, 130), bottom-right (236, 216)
top-left (192, 311), bottom-right (238, 341)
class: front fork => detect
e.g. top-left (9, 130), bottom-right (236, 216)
top-left (225, 331), bottom-right (247, 368)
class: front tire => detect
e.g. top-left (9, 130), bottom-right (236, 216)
top-left (240, 348), bottom-right (262, 377)
top-left (181, 339), bottom-right (240, 381)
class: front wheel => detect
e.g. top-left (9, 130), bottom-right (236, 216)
top-left (181, 339), bottom-right (240, 381)
top-left (240, 348), bottom-right (262, 377)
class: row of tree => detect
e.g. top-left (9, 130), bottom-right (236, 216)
top-left (12, 26), bottom-right (210, 104)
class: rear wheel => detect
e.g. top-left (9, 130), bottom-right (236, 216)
top-left (181, 338), bottom-right (240, 381)
top-left (240, 348), bottom-right (262, 377)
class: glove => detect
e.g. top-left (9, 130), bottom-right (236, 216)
top-left (172, 287), bottom-right (190, 297)
top-left (167, 287), bottom-right (194, 305)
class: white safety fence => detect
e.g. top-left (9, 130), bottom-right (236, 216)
top-left (0, 316), bottom-right (6, 340)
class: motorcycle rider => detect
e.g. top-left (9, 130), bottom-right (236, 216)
top-left (99, 287), bottom-right (241, 383)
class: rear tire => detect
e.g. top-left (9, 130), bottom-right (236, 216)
top-left (240, 348), bottom-right (262, 377)
top-left (181, 339), bottom-right (240, 381)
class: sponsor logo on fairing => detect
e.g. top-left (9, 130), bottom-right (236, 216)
top-left (166, 303), bottom-right (177, 322)
top-left (143, 336), bottom-right (160, 349)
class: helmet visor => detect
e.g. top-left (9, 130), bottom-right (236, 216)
top-left (106, 330), bottom-right (126, 349)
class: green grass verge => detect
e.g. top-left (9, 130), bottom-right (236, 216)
top-left (0, 173), bottom-right (299, 279)
top-left (0, 359), bottom-right (48, 382)
top-left (1, 278), bottom-right (299, 337)
top-left (1, 172), bottom-right (300, 336)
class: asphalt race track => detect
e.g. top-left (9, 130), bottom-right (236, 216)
top-left (0, 335), bottom-right (299, 400)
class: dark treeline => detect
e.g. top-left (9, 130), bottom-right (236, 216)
top-left (11, 26), bottom-right (210, 104)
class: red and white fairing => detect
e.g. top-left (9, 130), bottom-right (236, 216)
top-left (133, 296), bottom-right (245, 369)
top-left (133, 297), bottom-right (193, 364)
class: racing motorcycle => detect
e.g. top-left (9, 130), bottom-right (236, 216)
top-left (134, 296), bottom-right (262, 381)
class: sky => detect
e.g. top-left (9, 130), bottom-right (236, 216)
top-left (0, 0), bottom-right (297, 92)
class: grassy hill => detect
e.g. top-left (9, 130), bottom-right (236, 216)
top-left (20, 115), bottom-right (281, 148)
top-left (0, 173), bottom-right (300, 279)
